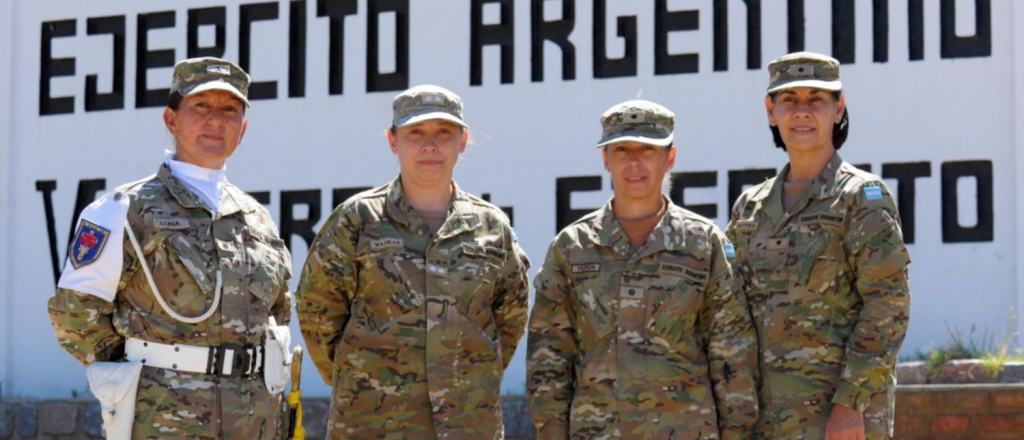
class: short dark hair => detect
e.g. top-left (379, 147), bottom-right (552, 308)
top-left (768, 91), bottom-right (849, 151)
top-left (166, 91), bottom-right (246, 114)
top-left (167, 92), bottom-right (184, 110)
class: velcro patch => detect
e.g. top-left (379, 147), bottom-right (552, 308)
top-left (427, 263), bottom-right (448, 278)
top-left (734, 220), bottom-right (758, 232)
top-left (69, 219), bottom-right (111, 269)
top-left (207, 64), bottom-right (231, 76)
top-left (798, 213), bottom-right (844, 226)
top-left (153, 217), bottom-right (190, 230)
top-left (863, 186), bottom-right (883, 201)
top-left (571, 263), bottom-right (601, 274)
top-left (370, 238), bottom-right (404, 251)
top-left (724, 243), bottom-right (736, 259)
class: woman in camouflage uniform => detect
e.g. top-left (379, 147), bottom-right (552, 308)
top-left (726, 52), bottom-right (911, 440)
top-left (47, 57), bottom-right (293, 439)
top-left (527, 100), bottom-right (758, 440)
top-left (295, 85), bottom-right (530, 439)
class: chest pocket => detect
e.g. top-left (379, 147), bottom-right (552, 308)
top-left (141, 219), bottom-right (216, 314)
top-left (355, 240), bottom-right (424, 316)
top-left (646, 257), bottom-right (709, 360)
top-left (790, 222), bottom-right (846, 288)
top-left (571, 269), bottom-right (616, 345)
top-left (242, 227), bottom-right (289, 303)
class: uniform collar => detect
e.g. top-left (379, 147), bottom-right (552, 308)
top-left (594, 195), bottom-right (686, 259)
top-left (384, 175), bottom-right (480, 238)
top-left (156, 164), bottom-right (246, 217)
top-left (762, 152), bottom-right (844, 225)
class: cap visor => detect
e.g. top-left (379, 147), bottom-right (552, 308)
top-left (595, 135), bottom-right (674, 148)
top-left (184, 81), bottom-right (251, 107)
top-left (395, 111), bottom-right (468, 129)
top-left (767, 79), bottom-right (842, 94)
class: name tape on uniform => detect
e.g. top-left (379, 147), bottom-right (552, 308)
top-left (462, 242), bottom-right (506, 260)
top-left (153, 217), bottom-right (190, 230)
top-left (370, 238), bottom-right (404, 251)
top-left (798, 213), bottom-right (844, 226)
top-left (734, 220), bottom-right (758, 232)
top-left (659, 262), bottom-right (709, 284)
top-left (571, 263), bottom-right (601, 274)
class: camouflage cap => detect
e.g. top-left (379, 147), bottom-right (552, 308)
top-left (170, 57), bottom-right (251, 107)
top-left (767, 52), bottom-right (842, 94)
top-left (596, 100), bottom-right (674, 148)
top-left (392, 85), bottom-right (467, 129)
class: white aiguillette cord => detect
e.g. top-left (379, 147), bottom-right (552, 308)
top-left (124, 220), bottom-right (222, 324)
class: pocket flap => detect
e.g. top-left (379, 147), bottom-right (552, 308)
top-left (86, 361), bottom-right (144, 406)
top-left (168, 234), bottom-right (216, 294)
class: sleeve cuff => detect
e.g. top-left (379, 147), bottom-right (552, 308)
top-left (832, 380), bottom-right (872, 412)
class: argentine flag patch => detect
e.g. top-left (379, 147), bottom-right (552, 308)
top-left (863, 186), bottom-right (883, 201)
top-left (724, 242), bottom-right (736, 259)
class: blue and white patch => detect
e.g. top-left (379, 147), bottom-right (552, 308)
top-left (863, 186), bottom-right (883, 201)
top-left (724, 242), bottom-right (736, 259)
top-left (69, 220), bottom-right (111, 269)
top-left (510, 226), bottom-right (519, 243)
top-left (58, 191), bottom-right (130, 302)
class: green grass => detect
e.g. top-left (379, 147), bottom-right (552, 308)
top-left (910, 309), bottom-right (1018, 381)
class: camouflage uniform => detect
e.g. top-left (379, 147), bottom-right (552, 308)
top-left (295, 177), bottom-right (530, 439)
top-left (47, 164), bottom-right (292, 440)
top-left (726, 153), bottom-right (911, 439)
top-left (527, 200), bottom-right (758, 440)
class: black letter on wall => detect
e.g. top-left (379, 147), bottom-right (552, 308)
top-left (240, 2), bottom-right (280, 100)
top-left (941, 161), bottom-right (993, 243)
top-left (655, 0), bottom-right (699, 75)
top-left (36, 179), bottom-right (106, 286)
top-left (712, 0), bottom-right (761, 72)
top-left (187, 7), bottom-right (226, 58)
top-left (940, 0), bottom-right (991, 59)
top-left (593, 0), bottom-right (637, 78)
top-left (873, 0), bottom-right (888, 62)
top-left (788, 0), bottom-right (805, 53)
top-left (367, 0), bottom-right (409, 92)
top-left (40, 19), bottom-right (76, 116)
top-left (136, 12), bottom-right (175, 108)
top-left (882, 162), bottom-right (931, 244)
top-left (670, 172), bottom-right (718, 219)
top-left (909, 0), bottom-right (924, 60)
top-left (290, 1), bottom-right (307, 98)
top-left (85, 16), bottom-right (126, 112)
top-left (556, 176), bottom-right (601, 232)
top-left (531, 0), bottom-right (576, 82)
top-left (317, 0), bottom-right (358, 95)
top-left (728, 169), bottom-right (775, 213)
top-left (281, 190), bottom-right (322, 252)
top-left (472, 0), bottom-right (515, 86)
top-left (832, 0), bottom-right (855, 63)
top-left (249, 191), bottom-right (272, 205)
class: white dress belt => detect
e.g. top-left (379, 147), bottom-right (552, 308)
top-left (124, 337), bottom-right (265, 378)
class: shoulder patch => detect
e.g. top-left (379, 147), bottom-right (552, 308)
top-left (69, 220), bottom-right (111, 269)
top-left (724, 242), bottom-right (736, 259)
top-left (863, 186), bottom-right (883, 201)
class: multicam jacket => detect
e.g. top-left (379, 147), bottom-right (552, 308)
top-left (726, 153), bottom-right (911, 440)
top-left (295, 176), bottom-right (531, 439)
top-left (527, 197), bottom-right (758, 440)
top-left (47, 164), bottom-right (293, 440)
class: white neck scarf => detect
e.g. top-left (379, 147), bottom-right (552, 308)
top-left (164, 150), bottom-right (228, 211)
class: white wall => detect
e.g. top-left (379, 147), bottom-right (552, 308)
top-left (3, 0), bottom-right (1020, 398)
top-left (1, 0), bottom-right (16, 399)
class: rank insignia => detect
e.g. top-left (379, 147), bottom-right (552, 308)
top-left (69, 219), bottom-right (111, 269)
